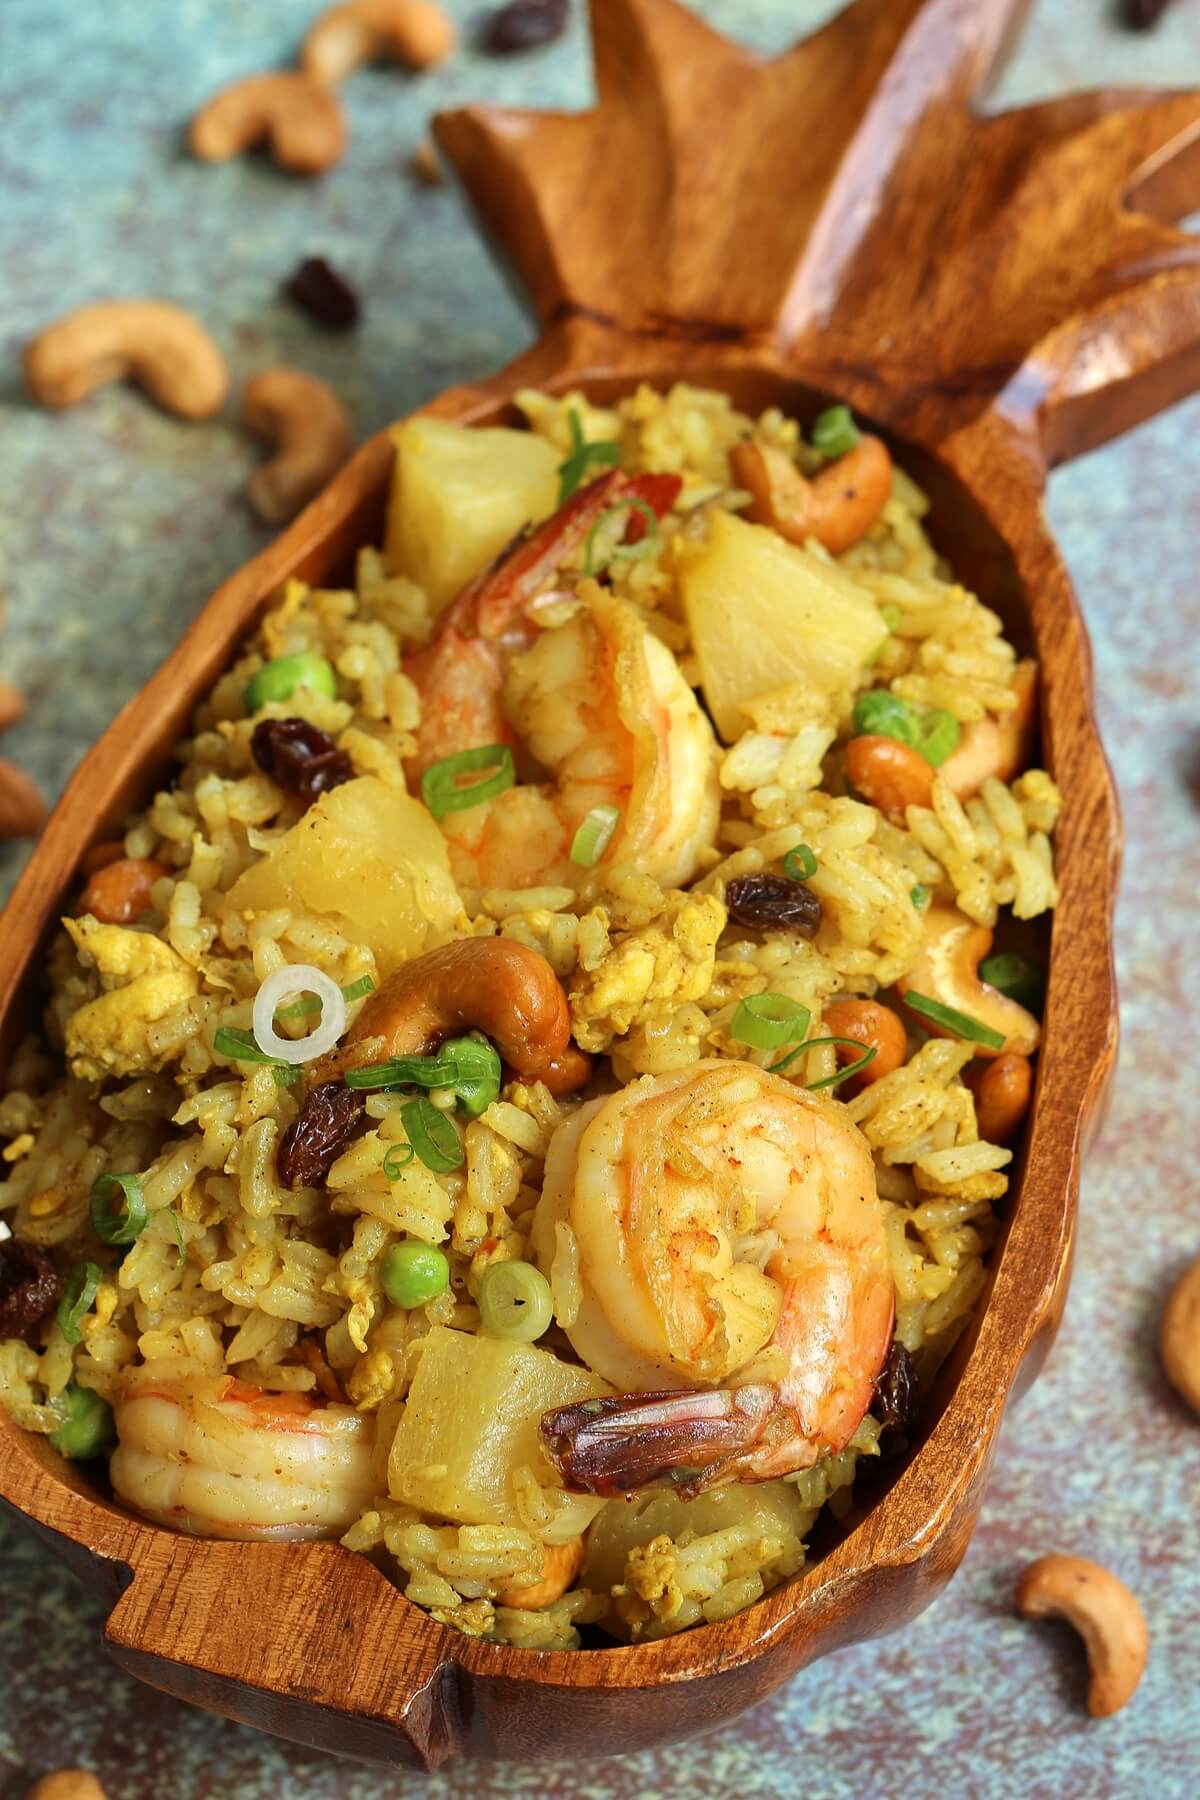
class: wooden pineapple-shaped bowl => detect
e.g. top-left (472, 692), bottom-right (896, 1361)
top-left (2, 0), bottom-right (1197, 1768)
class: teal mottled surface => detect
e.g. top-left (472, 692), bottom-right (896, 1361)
top-left (2, 2), bottom-right (1199, 1796)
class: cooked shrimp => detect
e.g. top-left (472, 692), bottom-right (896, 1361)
top-left (110, 1374), bottom-right (376, 1540)
top-left (531, 1060), bottom-right (894, 1498)
top-left (406, 472), bottom-right (720, 891)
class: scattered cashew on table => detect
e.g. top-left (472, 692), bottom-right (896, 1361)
top-left (189, 71), bottom-right (347, 175)
top-left (303, 0), bottom-right (456, 84)
top-left (24, 300), bottom-right (229, 419)
top-left (25, 1772), bottom-right (110, 1800)
top-left (1016, 1555), bottom-right (1148, 1718)
top-left (242, 369), bottom-right (355, 525)
top-left (1161, 1254), bottom-right (1200, 1414)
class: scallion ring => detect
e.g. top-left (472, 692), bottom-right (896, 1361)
top-left (557, 410), bottom-right (621, 503)
top-left (811, 404), bottom-right (861, 460)
top-left (902, 990), bottom-right (1006, 1050)
top-left (582, 499), bottom-right (660, 576)
top-left (782, 843), bottom-right (817, 881)
top-left (252, 964), bottom-right (347, 1066)
top-left (422, 744), bottom-right (515, 822)
top-left (570, 804), bottom-right (621, 869)
top-left (56, 1260), bottom-right (102, 1346)
top-left (382, 1142), bottom-right (417, 1179)
top-left (211, 1026), bottom-right (300, 1087)
top-left (731, 993), bottom-right (812, 1052)
top-left (346, 1053), bottom-right (460, 1092)
top-left (89, 1172), bottom-right (147, 1247)
top-left (399, 1095), bottom-right (464, 1173)
top-left (771, 1036), bottom-right (881, 1090)
top-left (275, 975), bottom-right (375, 1021)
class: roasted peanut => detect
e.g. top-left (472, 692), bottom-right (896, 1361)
top-left (845, 734), bottom-right (934, 819)
top-left (967, 1051), bottom-right (1033, 1143)
top-left (0, 758), bottom-right (47, 841)
top-left (304, 0), bottom-right (456, 84)
top-left (495, 1535), bottom-right (584, 1610)
top-left (24, 301), bottom-right (228, 419)
top-left (25, 1773), bottom-right (110, 1800)
top-left (79, 840), bottom-right (126, 876)
top-left (1160, 1254), bottom-right (1200, 1414)
top-left (1016, 1555), bottom-right (1148, 1718)
top-left (822, 998), bottom-right (908, 1092)
top-left (941, 660), bottom-right (1038, 801)
top-left (242, 369), bottom-right (354, 525)
top-left (78, 857), bottom-right (168, 925)
top-left (189, 73), bottom-right (346, 175)
top-left (318, 938), bottom-right (591, 1095)
top-left (731, 436), bottom-right (893, 555)
top-left (897, 906), bottom-right (1041, 1058)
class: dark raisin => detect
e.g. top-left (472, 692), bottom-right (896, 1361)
top-left (724, 873), bottom-right (822, 938)
top-left (874, 1341), bottom-right (917, 1456)
top-left (0, 1237), bottom-right (62, 1338)
top-left (483, 0), bottom-right (570, 54)
top-left (283, 257), bottom-right (360, 331)
top-left (277, 1083), bottom-right (366, 1189)
top-left (251, 717), bottom-right (354, 809)
top-left (1124, 0), bottom-right (1172, 26)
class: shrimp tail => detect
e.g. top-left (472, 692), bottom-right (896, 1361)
top-left (540, 1384), bottom-right (790, 1500)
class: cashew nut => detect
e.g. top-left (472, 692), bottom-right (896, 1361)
top-left (318, 938), bottom-right (591, 1095)
top-left (0, 680), bottom-right (26, 731)
top-left (822, 999), bottom-right (908, 1091)
top-left (25, 1773), bottom-right (110, 1800)
top-left (1160, 1254), bottom-right (1200, 1414)
top-left (730, 436), bottom-right (893, 555)
top-left (967, 1051), bottom-right (1033, 1143)
top-left (1015, 1555), bottom-right (1148, 1717)
top-left (189, 73), bottom-right (346, 175)
top-left (845, 734), bottom-right (934, 819)
top-left (24, 301), bottom-right (228, 418)
top-left (495, 1535), bottom-right (584, 1611)
top-left (303, 0), bottom-right (457, 85)
top-left (941, 660), bottom-right (1038, 801)
top-left (0, 758), bottom-right (47, 841)
top-left (242, 369), bottom-right (354, 525)
top-left (896, 906), bottom-right (1040, 1058)
top-left (79, 857), bottom-right (168, 926)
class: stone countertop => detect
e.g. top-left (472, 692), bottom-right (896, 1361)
top-left (1, 2), bottom-right (1198, 1796)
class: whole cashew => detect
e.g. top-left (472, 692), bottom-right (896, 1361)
top-left (0, 681), bottom-right (26, 731)
top-left (0, 759), bottom-right (47, 841)
top-left (189, 73), bottom-right (346, 175)
top-left (941, 660), bottom-right (1039, 802)
top-left (242, 369), bottom-right (354, 525)
top-left (495, 1536), bottom-right (584, 1611)
top-left (25, 1774), bottom-right (110, 1800)
top-left (303, 0), bottom-right (457, 85)
top-left (24, 301), bottom-right (228, 418)
top-left (1161, 1254), bottom-right (1200, 1414)
top-left (897, 905), bottom-right (1040, 1058)
top-left (730, 436), bottom-right (893, 555)
top-left (1015, 1555), bottom-right (1148, 1717)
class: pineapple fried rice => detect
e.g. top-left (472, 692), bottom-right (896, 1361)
top-left (0, 383), bottom-right (1059, 1650)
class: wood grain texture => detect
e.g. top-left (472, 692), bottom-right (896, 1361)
top-left (5, 0), bottom-right (1193, 1769)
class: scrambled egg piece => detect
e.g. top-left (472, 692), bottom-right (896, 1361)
top-left (569, 893), bottom-right (725, 1053)
top-left (62, 918), bottom-right (199, 1082)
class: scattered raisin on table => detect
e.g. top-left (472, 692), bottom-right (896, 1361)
top-left (724, 873), bottom-right (822, 939)
top-left (0, 1237), bottom-right (61, 1338)
top-left (874, 1341), bottom-right (917, 1455)
top-left (277, 1083), bottom-right (366, 1189)
top-left (1124, 0), bottom-right (1173, 26)
top-left (483, 0), bottom-right (570, 55)
top-left (251, 718), bottom-right (353, 809)
top-left (283, 257), bottom-right (360, 331)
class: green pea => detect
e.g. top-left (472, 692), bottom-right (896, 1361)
top-left (48, 1383), bottom-right (115, 1460)
top-left (913, 708), bottom-right (961, 768)
top-left (980, 951), bottom-right (1045, 1015)
top-left (852, 689), bottom-right (918, 746)
top-left (910, 884), bottom-right (931, 911)
top-left (244, 650), bottom-right (337, 714)
top-left (478, 1260), bottom-right (554, 1342)
top-left (381, 1241), bottom-right (450, 1310)
top-left (811, 404), bottom-right (861, 460)
top-left (440, 1034), bottom-right (502, 1119)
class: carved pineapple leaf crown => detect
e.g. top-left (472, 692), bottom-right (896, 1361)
top-left (436, 0), bottom-right (1200, 457)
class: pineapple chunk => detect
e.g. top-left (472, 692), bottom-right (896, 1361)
top-left (680, 510), bottom-right (887, 742)
top-left (388, 1326), bottom-right (610, 1527)
top-left (385, 417), bottom-right (560, 615)
top-left (227, 777), bottom-right (462, 975)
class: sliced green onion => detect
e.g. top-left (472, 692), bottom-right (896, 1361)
top-left (244, 650), bottom-right (337, 714)
top-left (731, 993), bottom-right (812, 1052)
top-left (56, 1261), bottom-right (102, 1346)
top-left (381, 1241), bottom-right (449, 1309)
top-left (910, 884), bottom-right (931, 911)
top-left (422, 744), bottom-right (514, 822)
top-left (571, 804), bottom-right (621, 869)
top-left (913, 708), bottom-right (961, 767)
top-left (782, 843), bottom-right (817, 881)
top-left (399, 1095), bottom-right (464, 1173)
top-left (880, 604), bottom-right (902, 632)
top-left (382, 1142), bottom-right (417, 1179)
top-left (792, 1036), bottom-right (880, 1090)
top-left (557, 410), bottom-right (621, 504)
top-left (811, 405), bottom-right (861, 460)
top-left (166, 1209), bottom-right (187, 1260)
top-left (852, 689), bottom-right (918, 746)
top-left (212, 1026), bottom-right (300, 1087)
top-left (980, 951), bottom-right (1045, 1015)
top-left (89, 1173), bottom-right (147, 1247)
top-left (903, 990), bottom-right (1005, 1051)
top-left (478, 1260), bottom-right (554, 1342)
top-left (346, 1053), bottom-right (459, 1092)
top-left (49, 1383), bottom-right (115, 1460)
top-left (438, 1035), bottom-right (502, 1118)
top-left (583, 499), bottom-right (660, 576)
top-left (275, 975), bottom-right (374, 1020)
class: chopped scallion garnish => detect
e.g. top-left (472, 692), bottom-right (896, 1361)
top-left (346, 1054), bottom-right (460, 1092)
top-left (89, 1172), bottom-right (148, 1247)
top-left (421, 744), bottom-right (515, 822)
top-left (782, 844), bottom-right (817, 881)
top-left (731, 993), bottom-right (812, 1052)
top-left (979, 952), bottom-right (1045, 1015)
top-left (910, 884), bottom-right (930, 910)
top-left (582, 499), bottom-right (660, 576)
top-left (382, 1142), bottom-right (417, 1179)
top-left (400, 1095), bottom-right (464, 1173)
top-left (557, 410), bottom-right (620, 503)
top-left (56, 1260), bottom-right (102, 1346)
top-left (275, 975), bottom-right (375, 1021)
top-left (811, 405), bottom-right (861, 460)
top-left (570, 804), bottom-right (621, 869)
top-left (781, 1036), bottom-right (880, 1090)
top-left (902, 990), bottom-right (1006, 1050)
top-left (212, 1026), bottom-right (300, 1087)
